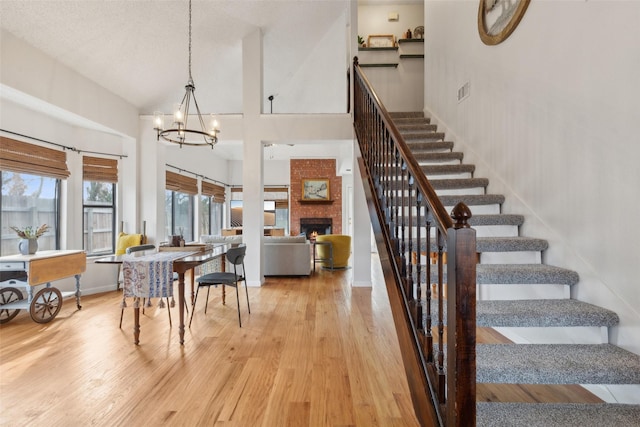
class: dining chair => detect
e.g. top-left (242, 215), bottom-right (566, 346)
top-left (119, 244), bottom-right (174, 328)
top-left (189, 244), bottom-right (250, 327)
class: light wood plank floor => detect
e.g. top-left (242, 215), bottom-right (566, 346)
top-left (0, 255), bottom-right (600, 426)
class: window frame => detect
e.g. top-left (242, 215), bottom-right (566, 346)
top-left (82, 181), bottom-right (116, 256)
top-left (1, 171), bottom-right (61, 256)
top-left (166, 189), bottom-right (195, 242)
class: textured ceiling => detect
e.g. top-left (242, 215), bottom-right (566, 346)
top-left (0, 0), bottom-right (350, 115)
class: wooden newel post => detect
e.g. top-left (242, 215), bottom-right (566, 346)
top-left (446, 202), bottom-right (476, 426)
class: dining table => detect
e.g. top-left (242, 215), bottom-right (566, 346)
top-left (96, 244), bottom-right (229, 345)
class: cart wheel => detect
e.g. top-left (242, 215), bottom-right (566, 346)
top-left (30, 287), bottom-right (63, 323)
top-left (0, 287), bottom-right (24, 324)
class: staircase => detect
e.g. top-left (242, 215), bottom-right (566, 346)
top-left (390, 111), bottom-right (640, 426)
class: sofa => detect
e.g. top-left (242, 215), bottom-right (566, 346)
top-left (199, 234), bottom-right (311, 276)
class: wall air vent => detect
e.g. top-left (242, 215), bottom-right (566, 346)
top-left (457, 82), bottom-right (470, 103)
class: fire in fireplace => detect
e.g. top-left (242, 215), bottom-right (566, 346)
top-left (300, 218), bottom-right (332, 239)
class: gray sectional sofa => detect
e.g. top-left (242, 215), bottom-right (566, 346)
top-left (199, 234), bottom-right (311, 276)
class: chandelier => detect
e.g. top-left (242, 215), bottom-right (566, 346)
top-left (153, 0), bottom-right (220, 148)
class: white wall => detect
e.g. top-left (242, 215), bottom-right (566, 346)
top-left (358, 3), bottom-right (424, 45)
top-left (357, 3), bottom-right (425, 112)
top-left (424, 1), bottom-right (640, 354)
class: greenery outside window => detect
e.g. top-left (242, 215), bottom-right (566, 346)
top-left (1, 171), bottom-right (60, 255)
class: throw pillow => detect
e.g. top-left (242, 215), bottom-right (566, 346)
top-left (116, 232), bottom-right (143, 255)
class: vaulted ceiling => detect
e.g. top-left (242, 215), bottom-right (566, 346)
top-left (0, 0), bottom-right (351, 115)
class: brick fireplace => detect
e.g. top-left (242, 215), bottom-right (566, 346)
top-left (299, 218), bottom-right (332, 239)
top-left (290, 159), bottom-right (342, 236)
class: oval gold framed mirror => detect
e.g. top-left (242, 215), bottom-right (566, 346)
top-left (478, 0), bottom-right (530, 45)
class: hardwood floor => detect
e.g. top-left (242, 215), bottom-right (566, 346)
top-left (0, 263), bottom-right (420, 426)
top-left (0, 255), bottom-right (601, 426)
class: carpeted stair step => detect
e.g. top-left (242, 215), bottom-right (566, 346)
top-left (392, 117), bottom-right (431, 126)
top-left (413, 237), bottom-right (548, 253)
top-left (402, 131), bottom-right (446, 142)
top-left (396, 123), bottom-right (438, 132)
top-left (476, 343), bottom-right (640, 384)
top-left (430, 299), bottom-right (619, 328)
top-left (387, 177), bottom-right (488, 191)
top-left (421, 263), bottom-right (579, 286)
top-left (476, 402), bottom-right (640, 427)
top-left (414, 151), bottom-right (463, 162)
top-left (431, 177), bottom-right (488, 191)
top-left (477, 237), bottom-right (547, 252)
top-left (389, 111), bottom-right (425, 119)
top-left (384, 163), bottom-right (473, 176)
top-left (404, 141), bottom-right (454, 152)
top-left (469, 214), bottom-right (524, 227)
top-left (439, 194), bottom-right (505, 207)
top-left (477, 264), bottom-right (579, 285)
top-left (475, 299), bottom-right (619, 328)
top-left (420, 163), bottom-right (476, 176)
top-left (400, 214), bottom-right (524, 227)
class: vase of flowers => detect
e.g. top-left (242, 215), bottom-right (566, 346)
top-left (10, 224), bottom-right (50, 255)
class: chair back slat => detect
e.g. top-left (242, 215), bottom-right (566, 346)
top-left (226, 245), bottom-right (246, 265)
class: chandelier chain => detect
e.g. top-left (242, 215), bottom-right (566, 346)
top-left (153, 0), bottom-right (219, 148)
top-left (188, 0), bottom-right (192, 83)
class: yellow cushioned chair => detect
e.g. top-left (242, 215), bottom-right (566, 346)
top-left (316, 234), bottom-right (351, 269)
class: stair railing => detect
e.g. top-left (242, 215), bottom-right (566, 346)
top-left (352, 57), bottom-right (477, 427)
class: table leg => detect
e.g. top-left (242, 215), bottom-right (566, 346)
top-left (133, 304), bottom-right (140, 345)
top-left (221, 255), bottom-right (226, 304)
top-left (189, 268), bottom-right (195, 305)
top-left (313, 243), bottom-right (317, 273)
top-left (178, 271), bottom-right (186, 345)
top-left (74, 274), bottom-right (82, 309)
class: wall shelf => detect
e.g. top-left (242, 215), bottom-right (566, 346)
top-left (398, 38), bottom-right (424, 44)
top-left (358, 46), bottom-right (398, 51)
top-left (359, 63), bottom-right (399, 68)
top-left (400, 54), bottom-right (424, 59)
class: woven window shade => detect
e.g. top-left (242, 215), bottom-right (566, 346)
top-left (83, 156), bottom-right (118, 183)
top-left (0, 136), bottom-right (70, 179)
top-left (166, 171), bottom-right (197, 195)
top-left (274, 200), bottom-right (288, 209)
top-left (201, 181), bottom-right (226, 203)
top-left (264, 187), bottom-right (288, 194)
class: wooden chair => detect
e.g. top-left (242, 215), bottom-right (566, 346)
top-left (116, 221), bottom-right (147, 290)
top-left (189, 244), bottom-right (250, 327)
top-left (118, 244), bottom-right (177, 328)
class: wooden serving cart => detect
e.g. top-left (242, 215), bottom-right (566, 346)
top-left (0, 250), bottom-right (86, 324)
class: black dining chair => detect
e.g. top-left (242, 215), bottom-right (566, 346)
top-left (189, 244), bottom-right (250, 327)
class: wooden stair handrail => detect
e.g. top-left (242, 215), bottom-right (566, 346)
top-left (352, 57), bottom-right (476, 427)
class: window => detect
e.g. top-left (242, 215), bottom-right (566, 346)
top-left (200, 180), bottom-right (225, 237)
top-left (83, 182), bottom-right (115, 256)
top-left (0, 137), bottom-right (68, 255)
top-left (199, 195), bottom-right (223, 237)
top-left (166, 190), bottom-right (194, 241)
top-left (1, 171), bottom-right (60, 255)
top-left (165, 171), bottom-right (197, 242)
top-left (82, 156), bottom-right (117, 256)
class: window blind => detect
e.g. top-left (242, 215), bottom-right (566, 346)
top-left (0, 136), bottom-right (70, 179)
top-left (201, 181), bottom-right (226, 203)
top-left (166, 171), bottom-right (197, 195)
top-left (83, 156), bottom-right (118, 183)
